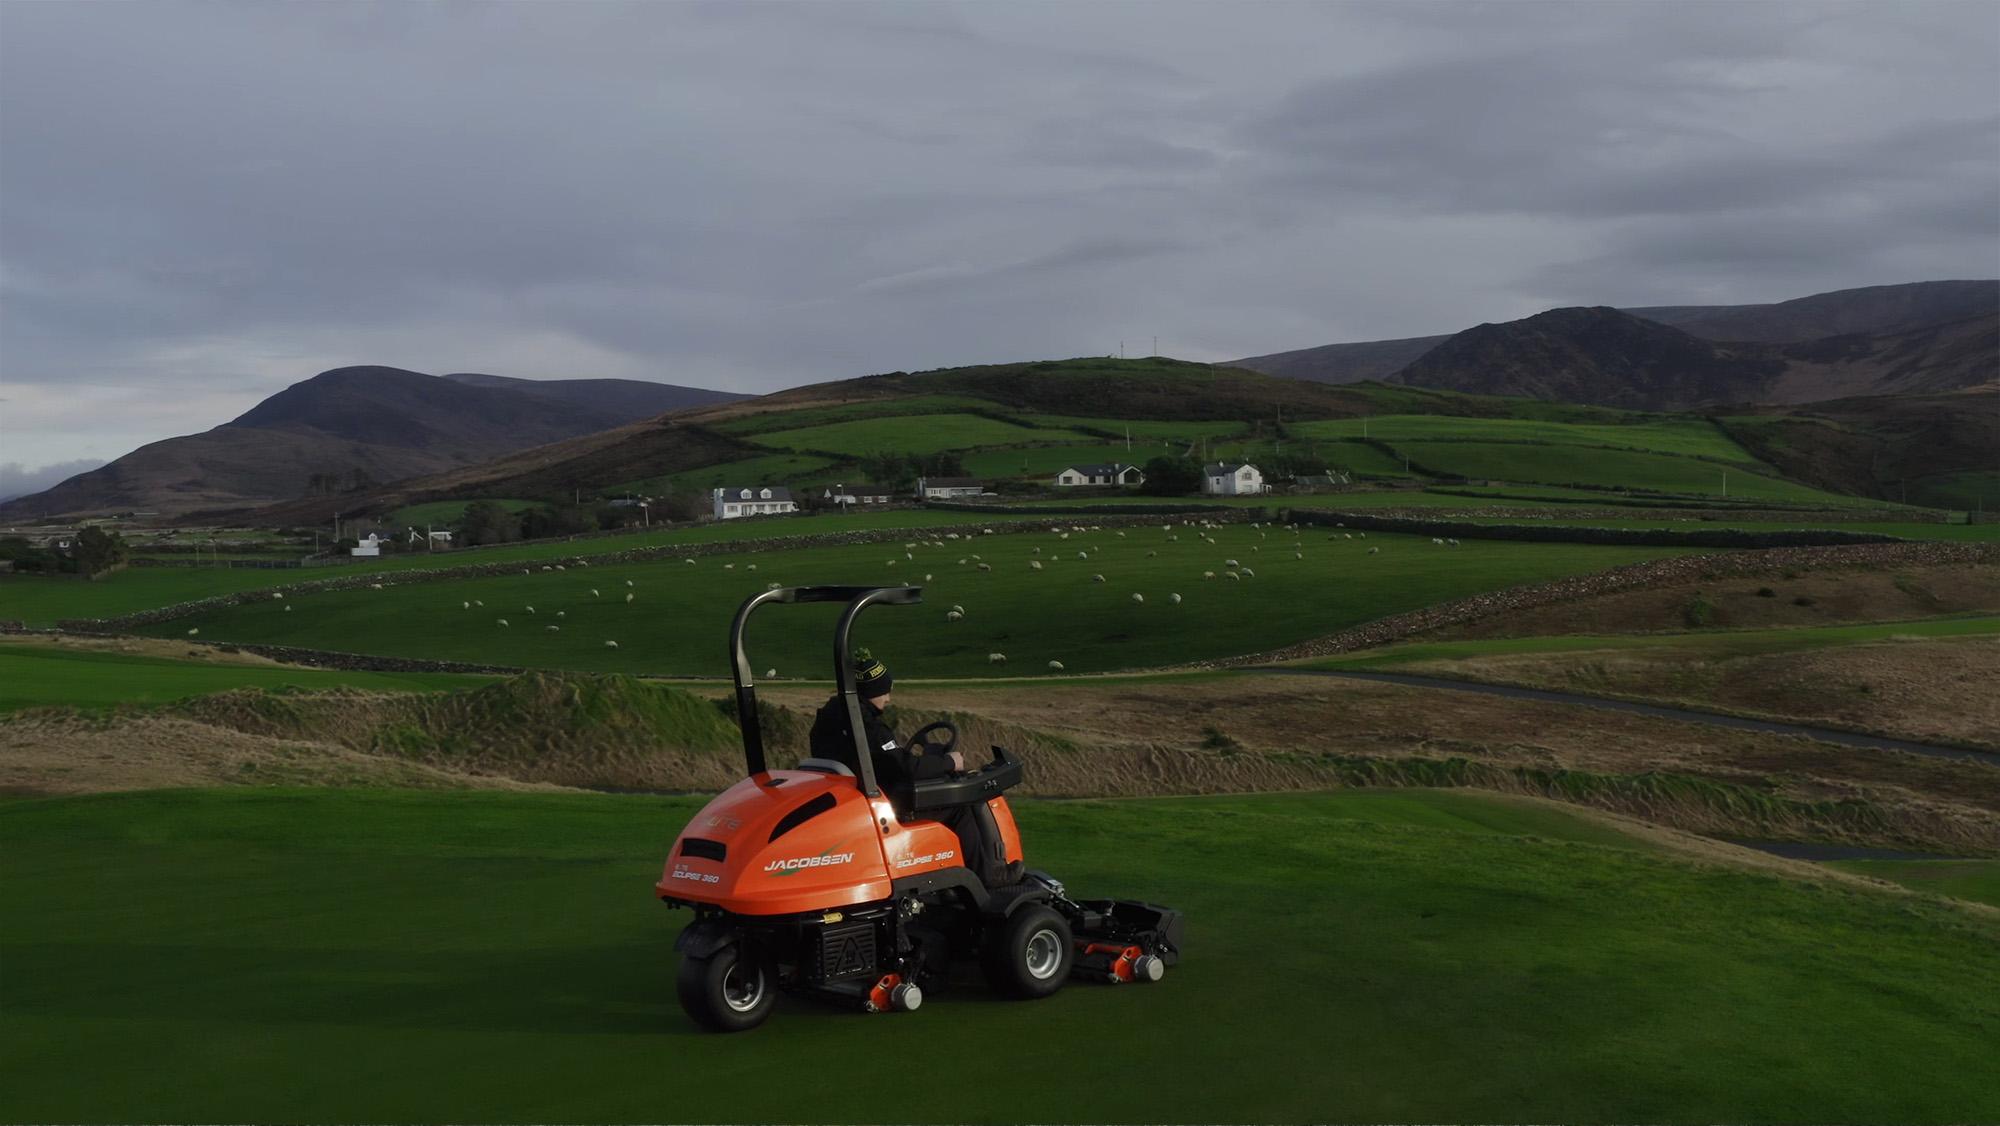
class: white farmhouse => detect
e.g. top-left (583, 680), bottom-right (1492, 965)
top-left (824, 484), bottom-right (895, 507)
top-left (916, 476), bottom-right (986, 499)
top-left (349, 532), bottom-right (389, 557)
top-left (1202, 462), bottom-right (1267, 495)
top-left (712, 486), bottom-right (799, 520)
top-left (1055, 462), bottom-right (1145, 488)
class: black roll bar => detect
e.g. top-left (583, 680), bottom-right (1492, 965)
top-left (726, 585), bottom-right (923, 797)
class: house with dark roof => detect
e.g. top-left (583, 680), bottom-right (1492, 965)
top-left (1054, 463), bottom-right (1145, 488)
top-left (712, 486), bottom-right (798, 520)
top-left (1202, 462), bottom-right (1267, 495)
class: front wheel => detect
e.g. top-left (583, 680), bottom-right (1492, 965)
top-left (677, 945), bottom-right (774, 1032)
top-left (981, 904), bottom-right (1072, 999)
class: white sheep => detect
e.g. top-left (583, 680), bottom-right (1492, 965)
top-left (186, 628), bottom-right (199, 636)
top-left (1076, 551), bottom-right (1088, 559)
top-left (1147, 550), bottom-right (1157, 558)
top-left (271, 592), bottom-right (284, 600)
top-left (1225, 558), bottom-right (1239, 567)
top-left (958, 558), bottom-right (968, 565)
top-left (474, 599), bottom-right (484, 607)
top-left (626, 580), bottom-right (635, 587)
top-left (1225, 571), bottom-right (1241, 581)
top-left (766, 667), bottom-right (778, 678)
top-left (497, 619), bottom-right (510, 627)
top-left (370, 583), bottom-right (384, 590)
top-left (556, 611), bottom-right (566, 618)
top-left (977, 563), bottom-right (992, 572)
top-left (1447, 538), bottom-right (1460, 546)
top-left (1368, 547), bottom-right (1380, 555)
top-left (988, 652), bottom-right (1007, 664)
top-left (1048, 660), bottom-right (1065, 671)
top-left (1029, 560), bottom-right (1043, 571)
top-left (546, 625), bottom-right (560, 632)
top-left (905, 552), bottom-right (914, 561)
top-left (947, 610), bottom-right (963, 622)
top-left (1032, 546), bottom-right (1042, 555)
top-left (1169, 593), bottom-right (1182, 604)
top-left (1203, 571), bottom-right (1216, 580)
top-left (541, 565), bottom-right (552, 572)
top-left (625, 593), bottom-right (635, 603)
top-left (605, 640), bottom-right (619, 649)
top-left (951, 604), bottom-right (964, 613)
top-left (685, 558), bottom-right (696, 566)
top-left (924, 573), bottom-right (933, 581)
top-left (591, 589), bottom-right (600, 597)
top-left (525, 605), bottom-right (535, 613)
top-left (555, 565), bottom-right (566, 572)
top-left (970, 554), bottom-right (982, 561)
top-left (767, 582), bottom-right (781, 591)
top-left (1241, 567), bottom-right (1255, 578)
top-left (746, 563), bottom-right (757, 571)
top-left (1130, 592), bottom-right (1145, 603)
top-left (1115, 531), bottom-right (1126, 538)
top-left (1294, 552), bottom-right (1303, 560)
top-left (1092, 573), bottom-right (1106, 583)
top-left (284, 605), bottom-right (292, 612)
top-left (463, 601), bottom-right (471, 610)
top-left (1059, 532), bottom-right (1070, 540)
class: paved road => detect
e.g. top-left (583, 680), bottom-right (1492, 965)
top-left (1250, 667), bottom-right (1999, 766)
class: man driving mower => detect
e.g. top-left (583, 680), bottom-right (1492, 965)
top-left (809, 648), bottom-right (1022, 887)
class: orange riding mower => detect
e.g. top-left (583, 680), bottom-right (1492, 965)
top-left (657, 585), bottom-right (1183, 1031)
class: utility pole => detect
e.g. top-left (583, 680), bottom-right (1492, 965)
top-left (1125, 425), bottom-right (1131, 452)
top-left (1152, 336), bottom-right (1157, 356)
top-left (1119, 341), bottom-right (1125, 359)
top-left (1721, 471), bottom-right (1728, 498)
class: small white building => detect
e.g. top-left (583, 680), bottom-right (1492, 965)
top-left (349, 532), bottom-right (388, 557)
top-left (1202, 462), bottom-right (1268, 495)
top-left (1055, 463), bottom-right (1145, 488)
top-left (916, 476), bottom-right (986, 499)
top-left (713, 486), bottom-right (798, 520)
top-left (824, 484), bottom-right (895, 507)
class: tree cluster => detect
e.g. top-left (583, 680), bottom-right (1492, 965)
top-left (856, 451), bottom-right (965, 491)
top-left (0, 526), bottom-right (128, 576)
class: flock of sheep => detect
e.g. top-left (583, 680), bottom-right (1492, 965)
top-left (192, 519), bottom-right (1465, 676)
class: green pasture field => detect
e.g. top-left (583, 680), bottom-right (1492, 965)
top-left (0, 509), bottom-right (1034, 627)
top-left (960, 443), bottom-right (1180, 480)
top-left (1292, 615), bottom-right (2000, 670)
top-left (607, 452), bottom-right (840, 497)
top-left (386, 498), bottom-right (541, 527)
top-left (1453, 515), bottom-right (2000, 542)
top-left (707, 395), bottom-right (1006, 436)
top-left (1203, 437), bottom-right (1416, 477)
top-left (133, 524), bottom-right (1697, 677)
top-left (3, 786), bottom-right (1993, 1124)
top-left (1288, 415), bottom-right (1753, 461)
top-left (1907, 470), bottom-right (2000, 512)
top-left (748, 414), bottom-right (1093, 457)
top-left (1344, 383), bottom-right (1646, 423)
top-left (0, 642), bottom-right (487, 712)
top-left (1387, 441), bottom-right (1846, 502)
top-left (1009, 414), bottom-right (1254, 442)
top-left (1827, 858), bottom-right (2000, 909)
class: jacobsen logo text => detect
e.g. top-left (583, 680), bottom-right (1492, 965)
top-left (764, 852), bottom-right (855, 873)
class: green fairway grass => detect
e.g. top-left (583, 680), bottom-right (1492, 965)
top-left (0, 643), bottom-right (487, 712)
top-left (133, 526), bottom-right (1697, 676)
top-left (1293, 615), bottom-right (2000, 670)
top-left (2, 787), bottom-right (1993, 1124)
top-left (748, 413), bottom-right (1093, 456)
top-left (1826, 858), bottom-right (2000, 909)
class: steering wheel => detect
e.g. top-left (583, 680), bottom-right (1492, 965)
top-left (909, 720), bottom-right (960, 761)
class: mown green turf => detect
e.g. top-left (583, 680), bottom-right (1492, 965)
top-left (3, 787), bottom-right (1993, 1124)
top-left (0, 643), bottom-right (488, 712)
top-left (748, 414), bottom-right (1093, 456)
top-left (133, 526), bottom-right (1696, 677)
top-left (1295, 616), bottom-right (2000, 670)
top-left (1826, 858), bottom-right (2000, 909)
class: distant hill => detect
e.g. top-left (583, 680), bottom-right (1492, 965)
top-left (1718, 384), bottom-right (2000, 508)
top-left (440, 373), bottom-right (743, 425)
top-left (0, 366), bottom-right (743, 519)
top-left (1234, 281), bottom-right (1999, 393)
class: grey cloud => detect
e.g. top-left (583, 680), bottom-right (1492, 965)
top-left (1, 1), bottom-right (1994, 468)
top-left (0, 459), bottom-right (107, 504)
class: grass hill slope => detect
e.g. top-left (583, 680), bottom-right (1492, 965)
top-left (2, 786), bottom-right (1993, 1123)
top-left (0, 367), bottom-right (742, 520)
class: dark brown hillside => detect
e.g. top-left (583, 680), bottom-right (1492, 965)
top-left (1395, 307), bottom-right (1784, 410)
top-left (1227, 335), bottom-right (1450, 386)
top-left (1719, 386), bottom-right (1999, 504)
top-left (442, 372), bottom-right (744, 425)
top-left (1636, 280), bottom-right (1998, 344)
top-left (1, 366), bottom-right (741, 520)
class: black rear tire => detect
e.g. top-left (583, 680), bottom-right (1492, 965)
top-left (981, 904), bottom-right (1072, 999)
top-left (677, 945), bottom-right (774, 1032)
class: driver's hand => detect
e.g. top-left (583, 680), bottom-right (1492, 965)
top-left (948, 750), bottom-right (965, 772)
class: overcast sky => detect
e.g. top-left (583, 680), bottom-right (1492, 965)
top-left (2, 0), bottom-right (1995, 479)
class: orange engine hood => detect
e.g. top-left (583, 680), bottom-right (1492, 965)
top-left (657, 771), bottom-right (897, 915)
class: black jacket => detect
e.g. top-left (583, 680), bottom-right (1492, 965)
top-left (808, 695), bottom-right (953, 808)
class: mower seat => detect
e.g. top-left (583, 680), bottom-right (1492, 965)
top-left (794, 757), bottom-right (854, 776)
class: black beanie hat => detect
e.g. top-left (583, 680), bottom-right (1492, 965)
top-left (852, 647), bottom-right (893, 697)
